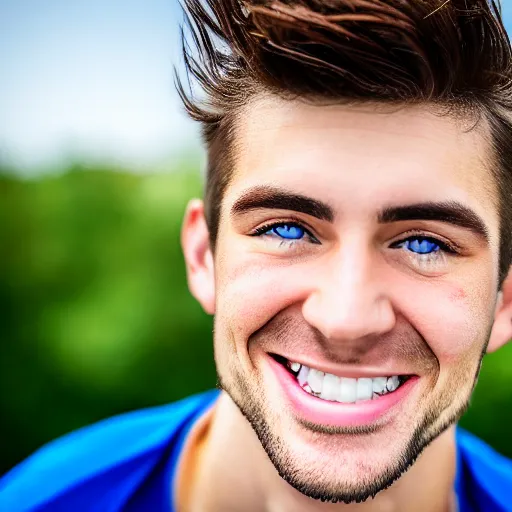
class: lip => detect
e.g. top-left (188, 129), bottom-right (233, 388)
top-left (267, 354), bottom-right (418, 428)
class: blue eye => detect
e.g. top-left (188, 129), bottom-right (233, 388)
top-left (266, 224), bottom-right (305, 240)
top-left (400, 237), bottom-right (441, 255)
top-left (251, 221), bottom-right (320, 246)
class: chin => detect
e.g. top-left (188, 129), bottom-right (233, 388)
top-left (219, 360), bottom-right (469, 505)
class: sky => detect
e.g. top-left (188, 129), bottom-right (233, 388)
top-left (0, 0), bottom-right (197, 171)
top-left (0, 1), bottom-right (511, 171)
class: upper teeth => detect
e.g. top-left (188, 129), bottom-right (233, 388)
top-left (287, 362), bottom-right (403, 403)
top-left (290, 362), bottom-right (301, 372)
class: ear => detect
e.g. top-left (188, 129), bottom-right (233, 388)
top-left (181, 199), bottom-right (215, 315)
top-left (487, 267), bottom-right (512, 353)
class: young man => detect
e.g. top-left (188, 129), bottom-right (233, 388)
top-left (2, 0), bottom-right (512, 510)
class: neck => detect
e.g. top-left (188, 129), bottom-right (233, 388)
top-left (182, 391), bottom-right (457, 512)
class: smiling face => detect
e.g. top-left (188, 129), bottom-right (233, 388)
top-left (184, 96), bottom-right (505, 503)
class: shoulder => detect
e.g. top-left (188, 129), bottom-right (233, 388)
top-left (0, 390), bottom-right (219, 512)
top-left (456, 427), bottom-right (512, 511)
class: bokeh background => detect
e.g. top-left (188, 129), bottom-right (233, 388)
top-left (1, 0), bottom-right (512, 475)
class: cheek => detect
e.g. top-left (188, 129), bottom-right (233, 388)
top-left (395, 277), bottom-right (494, 362)
top-left (216, 256), bottom-right (310, 339)
top-left (215, 241), bottom-right (497, 365)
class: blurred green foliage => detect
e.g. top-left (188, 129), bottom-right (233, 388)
top-left (0, 161), bottom-right (216, 474)
top-left (0, 161), bottom-right (511, 474)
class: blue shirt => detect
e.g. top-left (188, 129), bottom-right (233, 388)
top-left (0, 390), bottom-right (511, 511)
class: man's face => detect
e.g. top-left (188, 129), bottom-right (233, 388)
top-left (211, 97), bottom-right (501, 502)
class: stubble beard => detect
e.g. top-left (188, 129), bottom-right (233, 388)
top-left (217, 361), bottom-right (479, 505)
top-left (214, 309), bottom-right (491, 505)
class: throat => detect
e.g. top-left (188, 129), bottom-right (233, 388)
top-left (174, 402), bottom-right (216, 511)
top-left (178, 391), bottom-right (271, 512)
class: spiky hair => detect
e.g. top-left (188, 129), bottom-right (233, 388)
top-left (177, 0), bottom-right (512, 286)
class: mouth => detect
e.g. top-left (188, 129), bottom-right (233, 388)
top-left (268, 354), bottom-right (418, 427)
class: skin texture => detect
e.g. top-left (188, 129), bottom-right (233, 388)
top-left (180, 96), bottom-right (512, 510)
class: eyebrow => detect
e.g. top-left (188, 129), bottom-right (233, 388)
top-left (378, 202), bottom-right (490, 242)
top-left (231, 186), bottom-right (335, 222)
top-left (230, 186), bottom-right (490, 242)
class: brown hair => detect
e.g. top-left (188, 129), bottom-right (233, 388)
top-left (177, 0), bottom-right (512, 287)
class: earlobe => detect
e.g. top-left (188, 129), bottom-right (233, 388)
top-left (487, 268), bottom-right (512, 353)
top-left (181, 199), bottom-right (216, 315)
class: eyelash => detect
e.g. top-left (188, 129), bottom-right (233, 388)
top-left (250, 221), bottom-right (460, 257)
top-left (250, 220), bottom-right (320, 245)
top-left (389, 230), bottom-right (458, 254)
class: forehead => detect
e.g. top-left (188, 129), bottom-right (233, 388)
top-left (226, 95), bottom-right (498, 232)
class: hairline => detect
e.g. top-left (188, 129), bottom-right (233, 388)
top-left (207, 93), bottom-right (500, 245)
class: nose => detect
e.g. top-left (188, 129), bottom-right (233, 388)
top-left (302, 241), bottom-right (396, 342)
